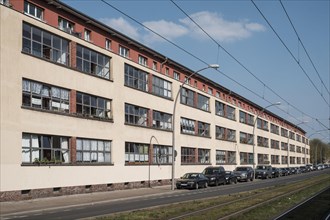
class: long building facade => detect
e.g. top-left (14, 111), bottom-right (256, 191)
top-left (0, 0), bottom-right (310, 201)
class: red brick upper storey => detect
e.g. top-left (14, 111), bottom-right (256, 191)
top-left (7, 0), bottom-right (306, 136)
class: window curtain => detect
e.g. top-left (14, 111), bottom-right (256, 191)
top-left (22, 80), bottom-right (31, 92)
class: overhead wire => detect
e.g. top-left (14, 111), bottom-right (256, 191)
top-left (169, 0), bottom-right (329, 132)
top-left (251, 0), bottom-right (329, 107)
top-left (98, 0), bottom-right (328, 136)
top-left (279, 0), bottom-right (330, 96)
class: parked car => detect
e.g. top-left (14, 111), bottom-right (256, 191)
top-left (279, 168), bottom-right (288, 176)
top-left (255, 165), bottom-right (272, 179)
top-left (225, 171), bottom-right (237, 184)
top-left (233, 166), bottom-right (254, 182)
top-left (202, 166), bottom-right (226, 186)
top-left (176, 173), bottom-right (209, 190)
top-left (300, 166), bottom-right (307, 173)
top-left (271, 167), bottom-right (280, 178)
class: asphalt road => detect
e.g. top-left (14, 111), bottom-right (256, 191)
top-left (2, 169), bottom-right (329, 220)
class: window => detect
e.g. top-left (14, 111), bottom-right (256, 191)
top-left (181, 88), bottom-right (194, 107)
top-left (282, 156), bottom-right (288, 164)
top-left (296, 134), bottom-right (301, 142)
top-left (281, 142), bottom-right (288, 150)
top-left (198, 121), bottom-right (210, 137)
top-left (240, 152), bottom-right (253, 164)
top-left (84, 29), bottom-right (91, 41)
top-left (125, 103), bottom-right (148, 126)
top-left (197, 94), bottom-right (209, 111)
top-left (198, 149), bottom-right (210, 163)
top-left (226, 105), bottom-right (236, 120)
top-left (76, 138), bottom-right (111, 163)
top-left (290, 144), bottom-right (295, 152)
top-left (165, 68), bottom-right (169, 76)
top-left (208, 88), bottom-right (213, 95)
top-left (22, 23), bottom-right (70, 65)
top-left (216, 102), bottom-right (236, 120)
top-left (119, 46), bottom-right (129, 58)
top-left (271, 155), bottom-right (280, 164)
top-left (271, 140), bottom-right (279, 149)
top-left (181, 147), bottom-right (196, 164)
top-left (281, 128), bottom-right (288, 137)
top-left (76, 92), bottom-right (112, 119)
top-left (290, 156), bottom-right (296, 164)
top-left (216, 126), bottom-right (236, 142)
top-left (174, 72), bottom-right (180, 80)
top-left (257, 154), bottom-right (269, 164)
top-left (24, 1), bottom-right (43, 20)
top-left (153, 111), bottom-right (172, 130)
top-left (138, 55), bottom-right (147, 66)
top-left (180, 117), bottom-right (195, 135)
top-left (105, 39), bottom-right (111, 50)
top-left (289, 131), bottom-right (295, 140)
top-left (270, 123), bottom-right (279, 135)
top-left (152, 76), bottom-right (172, 98)
top-left (153, 145), bottom-right (173, 164)
top-left (216, 91), bottom-right (220, 98)
top-left (239, 110), bottom-right (255, 125)
top-left (58, 17), bottom-right (74, 33)
top-left (76, 44), bottom-right (110, 79)
top-left (257, 136), bottom-right (269, 147)
top-left (257, 118), bottom-right (268, 131)
top-left (22, 133), bottom-right (69, 164)
top-left (240, 132), bottom-right (253, 145)
top-left (184, 76), bottom-right (191, 85)
top-left (22, 79), bottom-right (69, 113)
top-left (125, 142), bottom-right (149, 164)
top-left (216, 150), bottom-right (236, 164)
top-left (152, 61), bottom-right (157, 71)
top-left (124, 63), bottom-right (148, 92)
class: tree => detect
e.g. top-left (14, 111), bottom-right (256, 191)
top-left (309, 139), bottom-right (330, 164)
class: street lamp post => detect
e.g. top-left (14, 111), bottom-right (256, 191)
top-left (171, 64), bottom-right (219, 190)
top-left (252, 102), bottom-right (280, 169)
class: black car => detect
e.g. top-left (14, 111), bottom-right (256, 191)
top-left (202, 166), bottom-right (226, 186)
top-left (279, 168), bottom-right (288, 176)
top-left (225, 171), bottom-right (237, 184)
top-left (233, 166), bottom-right (254, 182)
top-left (271, 167), bottom-right (280, 178)
top-left (176, 173), bottom-right (209, 190)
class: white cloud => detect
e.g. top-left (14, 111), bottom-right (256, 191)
top-left (98, 11), bottom-right (265, 45)
top-left (142, 20), bottom-right (188, 43)
top-left (179, 11), bottom-right (266, 42)
top-left (99, 17), bottom-right (140, 40)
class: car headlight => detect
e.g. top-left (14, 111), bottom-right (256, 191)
top-left (210, 177), bottom-right (215, 180)
top-left (242, 173), bottom-right (247, 176)
top-left (226, 177), bottom-right (229, 180)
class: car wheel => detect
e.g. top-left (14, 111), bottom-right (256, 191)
top-left (215, 180), bottom-right (219, 186)
top-left (229, 179), bottom-right (232, 184)
top-left (204, 182), bottom-right (208, 188)
top-left (177, 186), bottom-right (181, 189)
top-left (195, 183), bottom-right (199, 190)
top-left (234, 179), bottom-right (237, 184)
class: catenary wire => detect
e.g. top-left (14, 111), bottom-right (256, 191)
top-left (169, 1), bottom-right (329, 133)
top-left (279, 0), bottom-right (330, 96)
top-left (251, 0), bottom-right (329, 107)
top-left (99, 0), bottom-right (328, 136)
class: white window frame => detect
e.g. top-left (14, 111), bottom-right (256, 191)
top-left (105, 39), bottom-right (111, 50)
top-left (119, 46), bottom-right (129, 58)
top-left (24, 1), bottom-right (44, 20)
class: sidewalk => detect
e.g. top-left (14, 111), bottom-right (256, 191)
top-left (0, 185), bottom-right (173, 217)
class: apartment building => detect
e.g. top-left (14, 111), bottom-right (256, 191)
top-left (0, 0), bottom-right (309, 201)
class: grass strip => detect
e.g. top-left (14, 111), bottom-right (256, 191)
top-left (97, 174), bottom-right (330, 220)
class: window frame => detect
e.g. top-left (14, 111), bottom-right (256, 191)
top-left (24, 1), bottom-right (44, 20)
top-left (76, 138), bottom-right (111, 163)
top-left (125, 103), bottom-right (148, 126)
top-left (152, 75), bottom-right (172, 99)
top-left (76, 92), bottom-right (112, 119)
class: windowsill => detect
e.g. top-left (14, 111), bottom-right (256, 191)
top-left (124, 123), bottom-right (173, 133)
top-left (216, 163), bottom-right (237, 165)
top-left (180, 132), bottom-right (211, 139)
top-left (216, 138), bottom-right (237, 143)
top-left (21, 162), bottom-right (114, 166)
top-left (181, 163), bottom-right (212, 166)
top-left (180, 102), bottom-right (211, 114)
top-left (21, 106), bottom-right (114, 123)
top-left (215, 114), bottom-right (236, 122)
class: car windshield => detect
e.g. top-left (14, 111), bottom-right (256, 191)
top-left (235, 167), bottom-right (247, 171)
top-left (182, 173), bottom-right (198, 179)
top-left (257, 166), bottom-right (267, 169)
top-left (203, 168), bottom-right (218, 175)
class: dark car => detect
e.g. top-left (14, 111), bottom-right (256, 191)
top-left (176, 173), bottom-right (209, 190)
top-left (233, 166), bottom-right (254, 182)
top-left (279, 168), bottom-right (288, 176)
top-left (202, 166), bottom-right (226, 186)
top-left (255, 165), bottom-right (272, 179)
top-left (225, 171), bottom-right (237, 184)
top-left (271, 167), bottom-right (280, 178)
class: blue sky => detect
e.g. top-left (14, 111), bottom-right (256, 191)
top-left (62, 0), bottom-right (330, 142)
